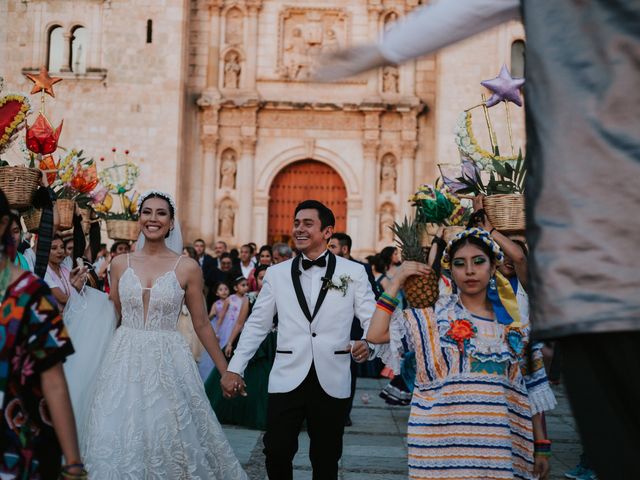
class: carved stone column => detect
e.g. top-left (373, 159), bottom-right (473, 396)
top-left (400, 139), bottom-right (417, 217)
top-left (199, 105), bottom-right (220, 243)
top-left (61, 32), bottom-right (73, 72)
top-left (362, 110), bottom-right (382, 252)
top-left (237, 134), bottom-right (257, 242)
top-left (244, 1), bottom-right (262, 92)
top-left (206, 0), bottom-right (224, 95)
top-left (366, 5), bottom-right (383, 98)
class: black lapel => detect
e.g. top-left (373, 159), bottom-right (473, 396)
top-left (291, 256), bottom-right (312, 322)
top-left (312, 251), bottom-right (336, 320)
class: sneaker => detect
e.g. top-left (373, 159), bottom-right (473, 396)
top-left (564, 465), bottom-right (584, 479)
top-left (576, 468), bottom-right (598, 480)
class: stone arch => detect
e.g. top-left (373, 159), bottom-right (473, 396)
top-left (257, 145), bottom-right (360, 198)
top-left (266, 159), bottom-right (348, 244)
top-left (47, 24), bottom-right (65, 72)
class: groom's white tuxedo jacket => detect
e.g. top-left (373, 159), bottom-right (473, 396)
top-left (227, 252), bottom-right (376, 399)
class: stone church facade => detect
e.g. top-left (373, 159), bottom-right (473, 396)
top-left (0, 0), bottom-right (524, 255)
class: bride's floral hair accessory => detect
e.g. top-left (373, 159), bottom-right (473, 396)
top-left (441, 227), bottom-right (504, 270)
top-left (137, 190), bottom-right (177, 218)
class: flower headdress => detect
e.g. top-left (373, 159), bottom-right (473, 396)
top-left (441, 227), bottom-right (504, 271)
top-left (137, 190), bottom-right (177, 216)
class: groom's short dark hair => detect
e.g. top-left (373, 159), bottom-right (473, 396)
top-left (294, 200), bottom-right (335, 229)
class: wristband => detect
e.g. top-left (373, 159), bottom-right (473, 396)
top-left (489, 227), bottom-right (496, 235)
top-left (376, 292), bottom-right (400, 314)
top-left (533, 439), bottom-right (552, 457)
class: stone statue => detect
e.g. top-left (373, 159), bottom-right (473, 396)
top-left (218, 201), bottom-right (235, 237)
top-left (284, 27), bottom-right (310, 80)
top-left (382, 66), bottom-right (399, 93)
top-left (321, 28), bottom-right (340, 54)
top-left (379, 204), bottom-right (395, 243)
top-left (224, 52), bottom-right (241, 89)
top-left (219, 150), bottom-right (237, 189)
top-left (380, 153), bottom-right (397, 193)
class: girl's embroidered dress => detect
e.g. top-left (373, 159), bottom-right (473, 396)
top-left (385, 294), bottom-right (554, 479)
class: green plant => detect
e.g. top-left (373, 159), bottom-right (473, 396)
top-left (444, 150), bottom-right (526, 196)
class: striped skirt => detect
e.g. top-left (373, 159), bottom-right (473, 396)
top-left (407, 377), bottom-right (535, 479)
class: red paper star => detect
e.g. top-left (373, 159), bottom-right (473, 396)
top-left (24, 66), bottom-right (62, 98)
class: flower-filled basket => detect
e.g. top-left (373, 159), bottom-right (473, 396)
top-left (106, 219), bottom-right (140, 242)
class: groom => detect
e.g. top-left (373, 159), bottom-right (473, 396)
top-left (221, 200), bottom-right (376, 479)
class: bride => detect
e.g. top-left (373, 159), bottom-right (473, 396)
top-left (80, 191), bottom-right (247, 479)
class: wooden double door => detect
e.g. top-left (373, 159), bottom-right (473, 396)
top-left (268, 160), bottom-right (347, 244)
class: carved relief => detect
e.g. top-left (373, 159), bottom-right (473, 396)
top-left (219, 148), bottom-right (237, 189)
top-left (225, 7), bottom-right (244, 45)
top-left (382, 66), bottom-right (399, 94)
top-left (223, 50), bottom-right (242, 89)
top-left (380, 153), bottom-right (397, 193)
top-left (383, 11), bottom-right (399, 32)
top-left (218, 198), bottom-right (235, 237)
top-left (279, 8), bottom-right (348, 81)
top-left (379, 202), bottom-right (395, 243)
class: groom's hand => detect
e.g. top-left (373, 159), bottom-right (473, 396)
top-left (221, 371), bottom-right (247, 398)
top-left (351, 340), bottom-right (369, 364)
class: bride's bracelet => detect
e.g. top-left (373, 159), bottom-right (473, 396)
top-left (60, 463), bottom-right (88, 480)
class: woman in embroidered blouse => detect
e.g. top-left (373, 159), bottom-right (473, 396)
top-left (366, 228), bottom-right (551, 480)
top-left (44, 235), bottom-right (72, 308)
top-left (0, 189), bottom-right (87, 479)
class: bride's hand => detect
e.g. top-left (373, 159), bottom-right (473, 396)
top-left (220, 371), bottom-right (247, 398)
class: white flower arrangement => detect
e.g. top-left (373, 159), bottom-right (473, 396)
top-left (321, 274), bottom-right (353, 296)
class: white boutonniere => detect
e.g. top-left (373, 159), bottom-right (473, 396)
top-left (321, 274), bottom-right (353, 296)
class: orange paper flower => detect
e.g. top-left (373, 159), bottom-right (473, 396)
top-left (38, 154), bottom-right (59, 185)
top-left (70, 163), bottom-right (99, 193)
top-left (445, 319), bottom-right (477, 352)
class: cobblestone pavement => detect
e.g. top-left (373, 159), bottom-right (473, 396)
top-left (222, 378), bottom-right (582, 479)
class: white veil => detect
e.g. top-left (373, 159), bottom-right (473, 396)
top-left (135, 190), bottom-right (184, 255)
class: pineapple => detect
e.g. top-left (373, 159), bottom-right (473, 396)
top-left (390, 217), bottom-right (439, 309)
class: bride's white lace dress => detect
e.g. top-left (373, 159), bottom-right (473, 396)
top-left (82, 257), bottom-right (247, 479)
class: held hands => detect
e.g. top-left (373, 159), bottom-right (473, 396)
top-left (220, 371), bottom-right (247, 399)
top-left (350, 340), bottom-right (369, 364)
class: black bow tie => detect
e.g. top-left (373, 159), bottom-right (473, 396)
top-left (301, 255), bottom-right (327, 270)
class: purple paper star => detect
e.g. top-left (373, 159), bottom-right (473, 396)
top-left (481, 64), bottom-right (525, 107)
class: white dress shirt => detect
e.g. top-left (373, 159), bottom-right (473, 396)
top-left (298, 250), bottom-right (329, 313)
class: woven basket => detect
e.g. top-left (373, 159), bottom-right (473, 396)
top-left (443, 226), bottom-right (466, 243)
top-left (78, 208), bottom-right (92, 234)
top-left (0, 166), bottom-right (41, 210)
top-left (57, 199), bottom-right (76, 231)
top-left (106, 219), bottom-right (140, 241)
top-left (22, 208), bottom-right (42, 233)
top-left (484, 194), bottom-right (525, 233)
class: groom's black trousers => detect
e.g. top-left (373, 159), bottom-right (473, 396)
top-left (263, 363), bottom-right (350, 480)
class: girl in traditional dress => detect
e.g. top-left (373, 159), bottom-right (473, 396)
top-left (367, 228), bottom-right (551, 479)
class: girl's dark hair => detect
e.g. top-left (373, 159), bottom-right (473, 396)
top-left (448, 235), bottom-right (496, 263)
top-left (232, 275), bottom-right (247, 288)
top-left (379, 246), bottom-right (397, 271)
top-left (253, 264), bottom-right (268, 280)
top-left (183, 245), bottom-right (197, 259)
top-left (140, 193), bottom-right (175, 218)
top-left (259, 245), bottom-right (272, 255)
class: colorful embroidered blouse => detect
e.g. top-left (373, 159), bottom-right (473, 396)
top-left (0, 272), bottom-right (74, 479)
top-left (383, 294), bottom-right (551, 479)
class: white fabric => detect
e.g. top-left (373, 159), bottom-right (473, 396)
top-left (240, 260), bottom-right (255, 279)
top-left (228, 255), bottom-right (376, 399)
top-left (379, 0), bottom-right (520, 64)
top-left (24, 247), bottom-right (35, 271)
top-left (63, 287), bottom-right (116, 445)
top-left (82, 266), bottom-right (247, 479)
top-left (44, 264), bottom-right (72, 298)
top-left (136, 218), bottom-right (184, 255)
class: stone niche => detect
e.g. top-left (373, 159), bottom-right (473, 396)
top-left (278, 7), bottom-right (349, 81)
